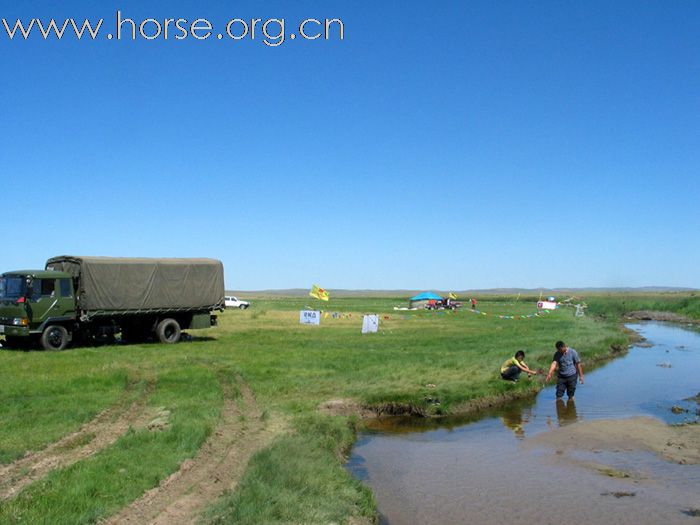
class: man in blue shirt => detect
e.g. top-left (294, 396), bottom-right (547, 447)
top-left (545, 341), bottom-right (584, 399)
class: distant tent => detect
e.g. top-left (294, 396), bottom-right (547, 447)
top-left (409, 292), bottom-right (443, 309)
top-left (410, 292), bottom-right (443, 301)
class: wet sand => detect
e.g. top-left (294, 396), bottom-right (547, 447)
top-left (527, 416), bottom-right (700, 465)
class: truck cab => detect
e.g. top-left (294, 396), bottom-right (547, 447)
top-left (0, 270), bottom-right (77, 349)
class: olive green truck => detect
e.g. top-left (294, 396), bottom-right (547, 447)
top-left (0, 256), bottom-right (225, 350)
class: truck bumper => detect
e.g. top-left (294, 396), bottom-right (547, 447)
top-left (0, 324), bottom-right (30, 337)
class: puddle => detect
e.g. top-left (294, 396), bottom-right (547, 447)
top-left (348, 323), bottom-right (700, 525)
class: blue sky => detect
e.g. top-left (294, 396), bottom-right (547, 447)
top-left (2, 1), bottom-right (699, 290)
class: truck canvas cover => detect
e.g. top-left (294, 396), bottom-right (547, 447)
top-left (45, 256), bottom-right (225, 312)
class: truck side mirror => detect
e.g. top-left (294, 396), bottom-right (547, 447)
top-left (25, 278), bottom-right (34, 300)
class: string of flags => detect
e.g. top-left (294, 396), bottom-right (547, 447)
top-left (464, 308), bottom-right (550, 320)
top-left (324, 311), bottom-right (354, 319)
top-left (316, 311), bottom-right (393, 320)
top-left (306, 308), bottom-right (550, 321)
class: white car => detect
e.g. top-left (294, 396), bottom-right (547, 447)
top-left (225, 296), bottom-right (250, 309)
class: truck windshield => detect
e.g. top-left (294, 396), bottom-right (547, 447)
top-left (0, 276), bottom-right (26, 301)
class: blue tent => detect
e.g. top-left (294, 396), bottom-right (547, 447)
top-left (410, 292), bottom-right (443, 301)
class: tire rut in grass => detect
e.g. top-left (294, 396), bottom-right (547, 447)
top-left (105, 376), bottom-right (276, 525)
top-left (0, 373), bottom-right (156, 500)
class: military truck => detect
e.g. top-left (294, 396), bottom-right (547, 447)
top-left (0, 256), bottom-right (225, 350)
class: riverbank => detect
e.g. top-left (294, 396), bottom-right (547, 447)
top-left (624, 310), bottom-right (700, 324)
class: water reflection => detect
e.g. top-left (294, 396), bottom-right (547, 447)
top-left (500, 397), bottom-right (578, 438)
top-left (554, 397), bottom-right (578, 425)
top-left (500, 405), bottom-right (532, 439)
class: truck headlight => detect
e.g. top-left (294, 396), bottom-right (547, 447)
top-left (12, 318), bottom-right (29, 326)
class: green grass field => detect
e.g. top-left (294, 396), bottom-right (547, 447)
top-left (1, 294), bottom-right (695, 524)
top-left (584, 292), bottom-right (700, 319)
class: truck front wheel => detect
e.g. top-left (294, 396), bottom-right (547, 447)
top-left (40, 325), bottom-right (69, 351)
top-left (156, 318), bottom-right (181, 344)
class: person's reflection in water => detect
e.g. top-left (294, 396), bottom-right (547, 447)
top-left (500, 407), bottom-right (531, 439)
top-left (555, 397), bottom-right (578, 426)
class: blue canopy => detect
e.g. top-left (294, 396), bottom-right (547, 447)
top-left (410, 292), bottom-right (443, 301)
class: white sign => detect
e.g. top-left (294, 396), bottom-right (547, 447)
top-left (299, 310), bottom-right (321, 325)
top-left (537, 301), bottom-right (558, 310)
top-left (361, 314), bottom-right (379, 334)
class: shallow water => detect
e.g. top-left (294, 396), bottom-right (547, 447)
top-left (348, 322), bottom-right (700, 525)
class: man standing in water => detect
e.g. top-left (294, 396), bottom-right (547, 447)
top-left (545, 341), bottom-right (584, 399)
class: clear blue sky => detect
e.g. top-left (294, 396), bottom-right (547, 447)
top-left (2, 1), bottom-right (699, 290)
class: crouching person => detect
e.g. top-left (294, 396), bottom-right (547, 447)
top-left (500, 350), bottom-right (536, 382)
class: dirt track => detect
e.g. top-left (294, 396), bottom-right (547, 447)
top-left (105, 376), bottom-right (279, 525)
top-left (0, 374), bottom-right (155, 500)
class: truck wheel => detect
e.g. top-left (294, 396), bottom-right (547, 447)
top-left (156, 318), bottom-right (181, 344)
top-left (239, 304), bottom-right (247, 310)
top-left (40, 325), bottom-right (69, 351)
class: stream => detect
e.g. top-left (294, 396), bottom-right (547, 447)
top-left (348, 322), bottom-right (700, 525)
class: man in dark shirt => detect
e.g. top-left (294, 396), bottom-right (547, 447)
top-left (545, 341), bottom-right (584, 399)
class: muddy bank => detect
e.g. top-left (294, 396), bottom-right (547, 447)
top-left (527, 416), bottom-right (700, 465)
top-left (320, 385), bottom-right (542, 421)
top-left (625, 311), bottom-right (699, 324)
top-left (319, 398), bottom-right (377, 418)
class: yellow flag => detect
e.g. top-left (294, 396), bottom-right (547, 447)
top-left (448, 292), bottom-right (457, 300)
top-left (309, 284), bottom-right (330, 301)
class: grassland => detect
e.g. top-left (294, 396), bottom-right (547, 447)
top-left (584, 292), bottom-right (700, 320)
top-left (1, 294), bottom-right (695, 524)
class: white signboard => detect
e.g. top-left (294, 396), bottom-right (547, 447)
top-left (299, 310), bottom-right (321, 325)
top-left (361, 314), bottom-right (379, 334)
top-left (537, 301), bottom-right (558, 310)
